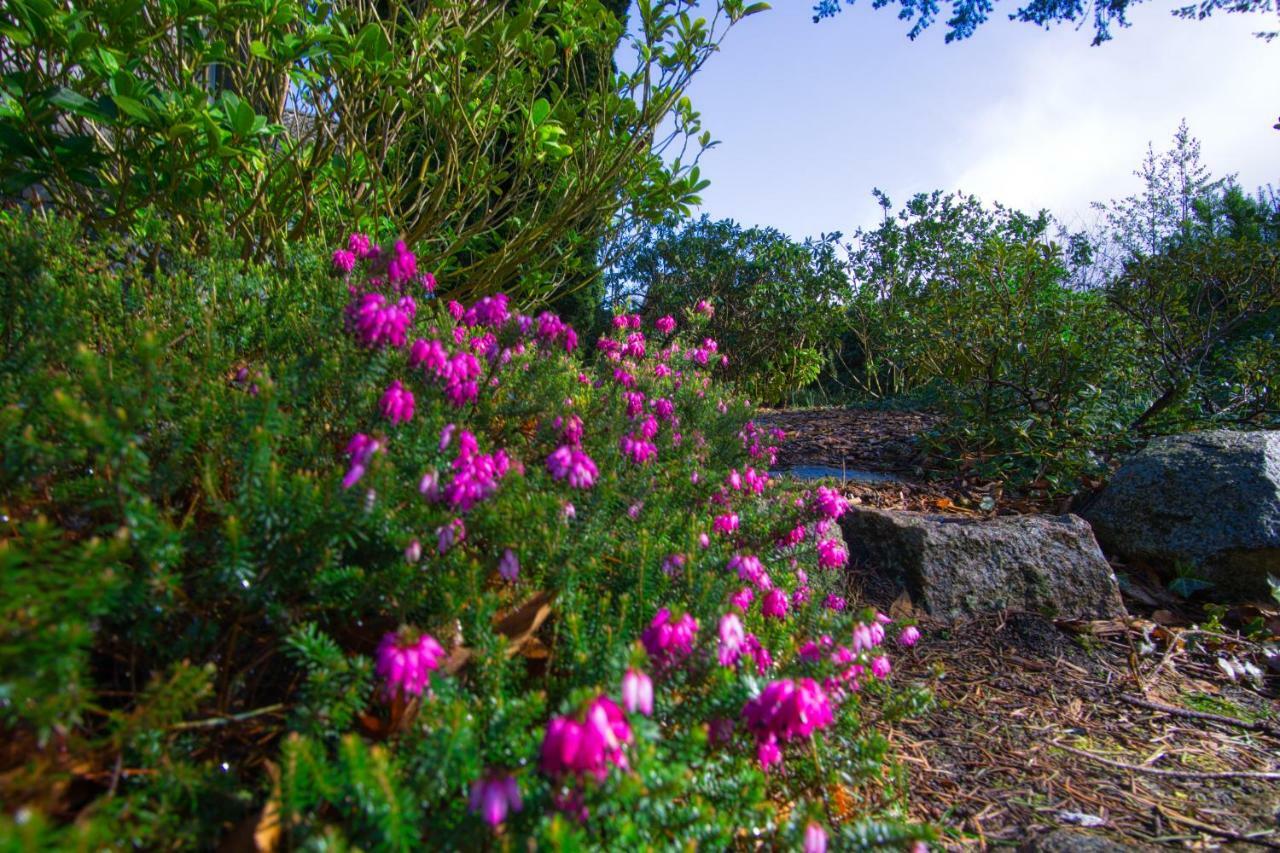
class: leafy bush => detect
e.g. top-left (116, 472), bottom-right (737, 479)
top-left (0, 0), bottom-right (755, 301)
top-left (841, 192), bottom-right (1132, 487)
top-left (0, 214), bottom-right (933, 849)
top-left (610, 216), bottom-right (850, 405)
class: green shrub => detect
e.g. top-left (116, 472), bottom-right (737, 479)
top-left (0, 214), bottom-right (933, 849)
top-left (611, 216), bottom-right (850, 406)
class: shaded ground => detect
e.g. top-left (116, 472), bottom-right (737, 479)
top-left (765, 406), bottom-right (1280, 848)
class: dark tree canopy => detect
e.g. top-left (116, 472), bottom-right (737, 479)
top-left (813, 0), bottom-right (1277, 45)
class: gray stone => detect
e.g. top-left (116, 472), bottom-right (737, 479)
top-left (1083, 430), bottom-right (1280, 600)
top-left (839, 507), bottom-right (1126, 621)
top-left (1020, 829), bottom-right (1137, 852)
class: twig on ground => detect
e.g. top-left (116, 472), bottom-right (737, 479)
top-left (1120, 693), bottom-right (1280, 737)
top-left (1053, 743), bottom-right (1280, 780)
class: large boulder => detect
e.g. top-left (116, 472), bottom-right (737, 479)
top-left (840, 507), bottom-right (1125, 621)
top-left (1083, 430), bottom-right (1280, 600)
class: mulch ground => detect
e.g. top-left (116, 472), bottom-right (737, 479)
top-left (766, 406), bottom-right (1280, 849)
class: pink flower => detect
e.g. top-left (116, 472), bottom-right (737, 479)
top-left (546, 445), bottom-right (599, 489)
top-left (805, 822), bottom-right (828, 853)
top-left (379, 380), bottom-right (415, 425)
top-left (622, 669), bottom-right (654, 716)
top-left (437, 518), bottom-right (465, 553)
top-left (375, 629), bottom-right (445, 699)
top-left (852, 622), bottom-right (880, 654)
top-left (498, 548), bottom-right (519, 582)
top-left (816, 538), bottom-right (848, 569)
top-left (698, 532), bottom-right (711, 549)
top-left (824, 594), bottom-right (847, 612)
top-left (332, 249), bottom-right (356, 273)
top-left (742, 678), bottom-right (835, 750)
top-left (619, 433), bottom-right (657, 464)
top-left (730, 587), bottom-right (755, 612)
top-left (405, 539), bottom-right (422, 563)
top-left (419, 470), bottom-right (440, 501)
top-left (762, 588), bottom-right (789, 620)
top-left (899, 625), bottom-right (921, 647)
top-left (757, 735), bottom-right (782, 769)
top-left (871, 655), bottom-right (892, 679)
top-left (729, 554), bottom-right (766, 586)
top-left (718, 613), bottom-right (746, 666)
top-left (540, 696), bottom-right (632, 780)
top-left (342, 433), bottom-right (381, 489)
top-left (814, 486), bottom-right (848, 519)
top-left (712, 513), bottom-right (739, 535)
top-left (463, 294), bottom-right (510, 328)
top-left (469, 774), bottom-right (522, 828)
top-left (386, 240), bottom-right (418, 285)
top-left (694, 299), bottom-right (714, 317)
top-left (641, 608), bottom-right (699, 669)
top-left (655, 315), bottom-right (676, 335)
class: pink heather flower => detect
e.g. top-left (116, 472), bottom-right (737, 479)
top-left (342, 433), bottom-right (381, 489)
top-left (386, 240), bottom-right (417, 285)
top-left (713, 513), bottom-right (740, 535)
top-left (612, 367), bottom-right (636, 388)
top-left (557, 413), bottom-right (584, 445)
top-left (871, 655), bottom-right (892, 679)
top-left (899, 625), bottom-right (921, 647)
top-left (463, 294), bottom-right (510, 328)
top-left (409, 338), bottom-right (449, 373)
top-left (375, 629), bottom-right (445, 699)
top-left (562, 502), bottom-right (576, 521)
top-left (641, 608), bottom-right (699, 669)
top-left (469, 774), bottom-right (522, 828)
top-left (439, 423), bottom-right (456, 451)
top-left (379, 380), bottom-right (415, 425)
top-left (694, 299), bottom-right (714, 317)
top-left (612, 314), bottom-right (630, 330)
top-left (729, 554), bottom-right (766, 586)
top-left (437, 518), bottom-right (465, 553)
top-left (546, 445), bottom-right (599, 489)
top-left (498, 548), bottom-right (519, 582)
top-left (698, 532), bottom-right (711, 549)
top-left (762, 588), bottom-right (789, 620)
top-left (742, 678), bottom-right (835, 747)
top-left (443, 432), bottom-right (510, 513)
top-left (619, 433), bottom-right (657, 464)
top-left (792, 586), bottom-right (811, 607)
top-left (661, 553), bottom-right (686, 576)
top-left (652, 398), bottom-right (675, 421)
top-left (419, 272), bottom-right (436, 293)
top-left (347, 292), bottom-right (415, 349)
top-left (405, 539), bottom-right (422, 563)
top-left (726, 469), bottom-right (743, 491)
top-left (824, 594), bottom-right (847, 612)
top-left (332, 248), bottom-right (356, 273)
top-left (540, 696), bottom-right (632, 780)
top-left (744, 634), bottom-right (774, 674)
top-left (621, 332), bottom-right (646, 360)
top-left (655, 314), bottom-right (676, 335)
top-left (779, 524), bottom-right (807, 548)
top-left (347, 232), bottom-right (374, 258)
top-left (758, 735), bottom-right (783, 769)
top-left (621, 669), bottom-right (654, 716)
top-left (816, 538), bottom-right (848, 569)
top-left (419, 470), bottom-right (440, 501)
top-left (654, 363), bottom-right (673, 378)
top-left (852, 622), bottom-right (882, 654)
top-left (805, 823), bottom-right (828, 853)
top-left (638, 415), bottom-right (659, 441)
top-left (718, 613), bottom-right (746, 666)
top-left (730, 587), bottom-right (755, 612)
top-left (814, 486), bottom-right (849, 519)
top-left (627, 502), bottom-right (643, 520)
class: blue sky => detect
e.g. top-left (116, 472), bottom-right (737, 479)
top-left (680, 0), bottom-right (1280, 238)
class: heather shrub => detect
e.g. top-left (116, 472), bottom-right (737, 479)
top-left (0, 215), bottom-right (933, 849)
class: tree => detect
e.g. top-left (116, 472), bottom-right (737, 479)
top-left (812, 0), bottom-right (1278, 47)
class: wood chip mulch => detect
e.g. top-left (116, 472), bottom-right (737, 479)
top-left (880, 607), bottom-right (1280, 850)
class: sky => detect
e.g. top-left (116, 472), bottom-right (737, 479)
top-left (679, 0), bottom-right (1280, 238)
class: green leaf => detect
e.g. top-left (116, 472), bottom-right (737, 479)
top-left (529, 98), bottom-right (550, 127)
top-left (112, 94), bottom-right (150, 122)
top-left (49, 87), bottom-right (108, 121)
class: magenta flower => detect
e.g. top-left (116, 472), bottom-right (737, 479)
top-left (463, 294), bottom-right (510, 328)
top-left (621, 668), bottom-right (654, 716)
top-left (546, 445), bottom-right (599, 489)
top-left (342, 433), bottom-right (382, 489)
top-left (718, 613), bottom-right (746, 666)
top-left (386, 240), bottom-right (418, 285)
top-left (805, 822), bottom-right (828, 853)
top-left (852, 622), bottom-right (881, 654)
top-left (332, 248), bottom-right (356, 273)
top-left (816, 538), bottom-right (848, 569)
top-left (419, 470), bottom-right (440, 501)
top-left (762, 588), bottom-right (789, 620)
top-left (437, 517), bottom-right (465, 553)
top-left (899, 625), bottom-right (921, 647)
top-left (694, 299), bottom-right (714, 317)
top-left (379, 380), bottom-right (415, 425)
top-left (824, 594), bottom-right (847, 612)
top-left (871, 655), bottom-right (892, 679)
top-left (742, 678), bottom-right (835, 751)
top-left (619, 433), bottom-right (657, 464)
top-left (730, 586), bottom-right (755, 612)
top-left (712, 512), bottom-right (739, 535)
top-left (540, 696), bottom-right (632, 780)
top-left (814, 486), bottom-right (849, 519)
top-left (375, 629), bottom-right (445, 699)
top-left (498, 548), bottom-right (519, 582)
top-left (641, 608), bottom-right (699, 670)
top-left (655, 314), bottom-right (676, 335)
top-left (405, 539), bottom-right (422, 563)
top-left (469, 774), bottom-right (522, 828)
